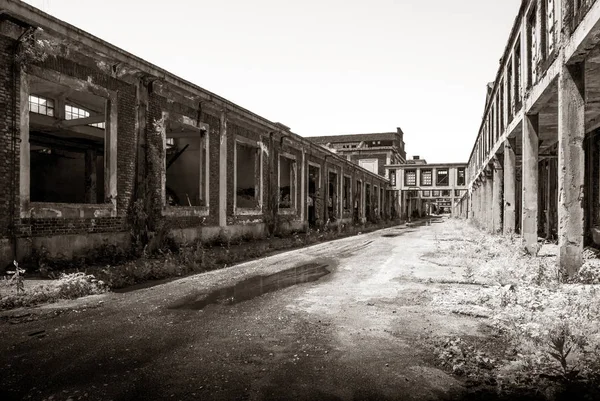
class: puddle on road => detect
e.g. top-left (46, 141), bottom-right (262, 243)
top-left (169, 263), bottom-right (331, 310)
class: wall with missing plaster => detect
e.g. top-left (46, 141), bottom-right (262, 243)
top-left (0, 2), bottom-right (392, 266)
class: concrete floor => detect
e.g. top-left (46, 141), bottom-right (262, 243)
top-left (0, 218), bottom-right (492, 401)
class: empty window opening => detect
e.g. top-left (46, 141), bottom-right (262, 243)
top-left (28, 77), bottom-right (107, 204)
top-left (546, 0), bottom-right (556, 55)
top-left (389, 170), bottom-right (397, 186)
top-left (507, 59), bottom-right (513, 119)
top-left (457, 168), bottom-right (466, 186)
top-left (365, 183), bottom-right (372, 221)
top-left (527, 8), bottom-right (538, 86)
top-left (236, 142), bottom-right (261, 210)
top-left (437, 169), bottom-right (449, 186)
top-left (405, 170), bottom-right (417, 186)
top-left (514, 39), bottom-right (522, 105)
top-left (279, 155), bottom-right (296, 209)
top-left (343, 176), bottom-right (351, 212)
top-left (421, 169), bottom-right (432, 186)
top-left (165, 120), bottom-right (207, 207)
top-left (308, 165), bottom-right (320, 227)
top-left (355, 180), bottom-right (362, 220)
top-left (328, 172), bottom-right (338, 219)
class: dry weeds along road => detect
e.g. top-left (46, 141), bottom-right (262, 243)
top-left (0, 218), bottom-right (498, 401)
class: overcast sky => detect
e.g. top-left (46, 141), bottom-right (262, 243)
top-left (24, 0), bottom-right (521, 163)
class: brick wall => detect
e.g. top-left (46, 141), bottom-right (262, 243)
top-left (0, 35), bottom-right (19, 241)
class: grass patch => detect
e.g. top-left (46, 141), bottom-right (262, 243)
top-left (431, 220), bottom-right (600, 400)
top-left (0, 273), bottom-right (107, 310)
top-left (1, 219), bottom-right (403, 309)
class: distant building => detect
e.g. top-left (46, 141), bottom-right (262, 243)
top-left (309, 128), bottom-right (407, 177)
top-left (386, 157), bottom-right (467, 219)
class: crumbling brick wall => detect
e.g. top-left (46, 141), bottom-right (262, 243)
top-left (0, 35), bottom-right (19, 241)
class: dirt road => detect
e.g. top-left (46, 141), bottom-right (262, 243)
top-left (0, 218), bottom-right (491, 401)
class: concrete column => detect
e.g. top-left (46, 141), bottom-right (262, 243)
top-left (219, 111), bottom-right (227, 227)
top-left (84, 149), bottom-right (97, 204)
top-left (301, 150), bottom-right (306, 223)
top-left (558, 63), bottom-right (585, 276)
top-left (503, 140), bottom-right (517, 234)
top-left (492, 161), bottom-right (503, 233)
top-left (485, 175), bottom-right (493, 232)
top-left (522, 114), bottom-right (539, 253)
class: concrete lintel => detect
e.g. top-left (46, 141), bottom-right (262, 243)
top-left (564, 0), bottom-right (600, 64)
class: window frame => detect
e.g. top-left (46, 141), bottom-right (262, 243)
top-left (278, 152), bottom-right (297, 214)
top-left (436, 169), bottom-right (449, 186)
top-left (405, 169), bottom-right (417, 186)
top-left (456, 167), bottom-right (466, 186)
top-left (20, 67), bottom-right (118, 219)
top-left (234, 136), bottom-right (264, 215)
top-left (162, 113), bottom-right (210, 216)
top-left (421, 169), bottom-right (433, 186)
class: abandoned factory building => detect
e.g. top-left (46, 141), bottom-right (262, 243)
top-left (308, 129), bottom-right (407, 178)
top-left (0, 0), bottom-right (394, 266)
top-left (386, 157), bottom-right (468, 219)
top-left (459, 0), bottom-right (600, 275)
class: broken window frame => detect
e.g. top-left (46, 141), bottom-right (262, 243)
top-left (327, 169), bottom-right (339, 220)
top-left (457, 168), bottom-right (466, 186)
top-left (19, 67), bottom-right (118, 218)
top-left (343, 175), bottom-right (352, 212)
top-left (161, 111), bottom-right (210, 216)
top-left (234, 137), bottom-right (263, 215)
top-left (278, 152), bottom-right (297, 213)
top-left (436, 169), bottom-right (449, 186)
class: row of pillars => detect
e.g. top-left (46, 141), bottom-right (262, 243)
top-left (470, 63), bottom-right (585, 276)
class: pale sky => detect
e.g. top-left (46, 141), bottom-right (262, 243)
top-left (23, 0), bottom-right (521, 163)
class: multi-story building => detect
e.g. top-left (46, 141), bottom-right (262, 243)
top-left (0, 0), bottom-right (392, 266)
top-left (386, 158), bottom-right (468, 219)
top-left (460, 0), bottom-right (600, 276)
top-left (309, 129), bottom-right (407, 177)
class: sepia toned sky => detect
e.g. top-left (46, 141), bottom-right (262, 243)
top-left (23, 0), bottom-right (521, 163)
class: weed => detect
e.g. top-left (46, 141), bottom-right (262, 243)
top-left (6, 261), bottom-right (25, 294)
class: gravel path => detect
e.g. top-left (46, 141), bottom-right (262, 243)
top-left (0, 218), bottom-right (492, 401)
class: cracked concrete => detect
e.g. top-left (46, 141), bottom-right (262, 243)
top-left (0, 218), bottom-right (492, 401)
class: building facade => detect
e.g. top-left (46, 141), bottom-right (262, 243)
top-left (459, 0), bottom-right (600, 276)
top-left (386, 158), bottom-right (468, 219)
top-left (308, 129), bottom-right (407, 177)
top-left (0, 0), bottom-right (392, 267)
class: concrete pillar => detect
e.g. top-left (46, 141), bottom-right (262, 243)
top-left (522, 114), bottom-right (539, 254)
top-left (485, 175), bottom-right (493, 232)
top-left (300, 150), bottom-right (305, 223)
top-left (219, 111), bottom-right (227, 227)
top-left (558, 63), bottom-right (585, 276)
top-left (503, 140), bottom-right (517, 234)
top-left (492, 161), bottom-right (503, 233)
top-left (84, 149), bottom-right (97, 204)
